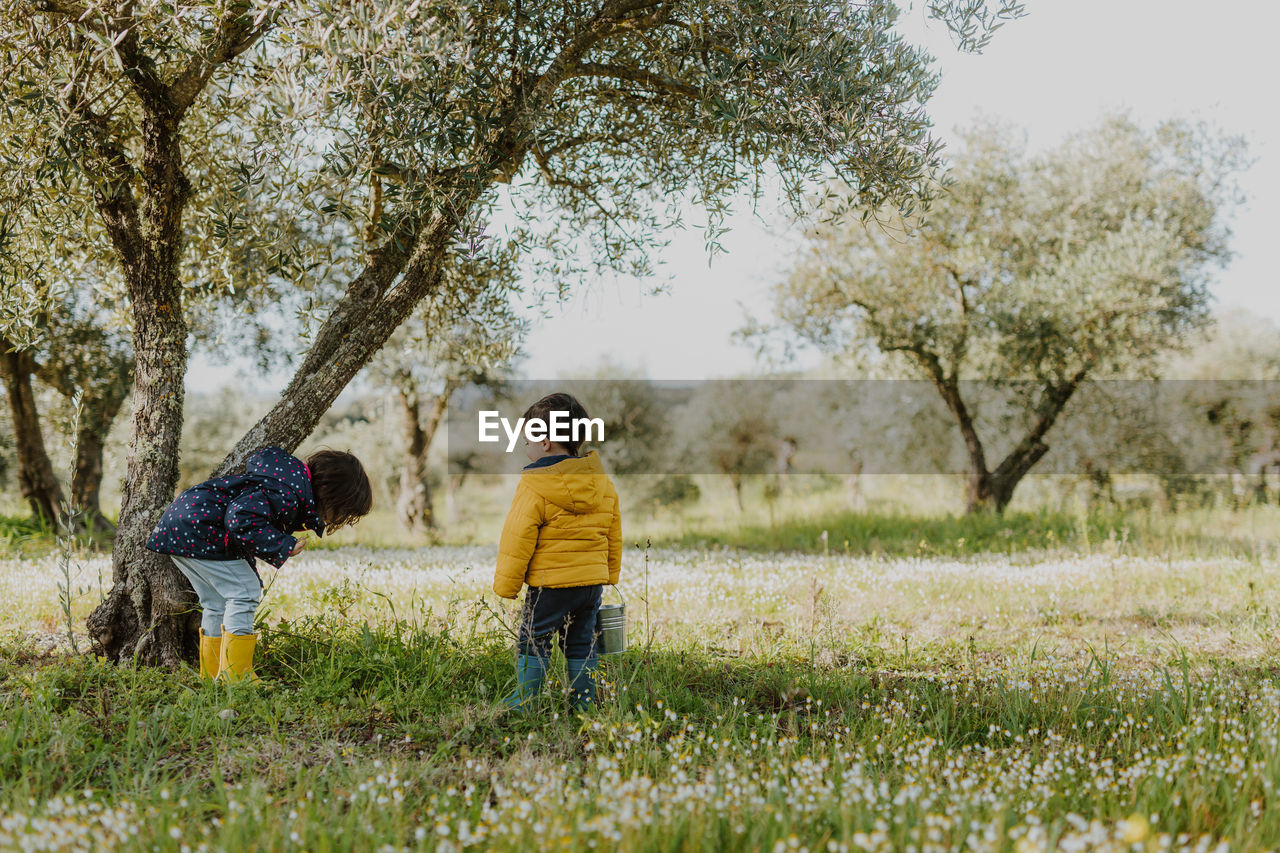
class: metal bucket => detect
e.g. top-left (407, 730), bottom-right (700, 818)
top-left (596, 602), bottom-right (627, 655)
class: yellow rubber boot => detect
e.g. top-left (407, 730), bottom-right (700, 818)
top-left (217, 630), bottom-right (259, 683)
top-left (198, 630), bottom-right (222, 680)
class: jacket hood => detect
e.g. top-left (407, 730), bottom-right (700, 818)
top-left (245, 446), bottom-right (325, 534)
top-left (521, 451), bottom-right (609, 514)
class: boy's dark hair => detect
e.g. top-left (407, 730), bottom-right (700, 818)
top-left (522, 392), bottom-right (592, 456)
top-left (307, 450), bottom-right (373, 531)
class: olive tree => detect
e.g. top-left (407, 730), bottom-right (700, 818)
top-left (0, 141), bottom-right (132, 529)
top-left (0, 335), bottom-right (64, 523)
top-left (366, 243), bottom-right (524, 533)
top-left (34, 311), bottom-right (134, 532)
top-left (773, 117), bottom-right (1244, 513)
top-left (2, 0), bottom-right (1019, 664)
top-left (676, 380), bottom-right (780, 510)
top-left (0, 308), bottom-right (133, 533)
top-left (0, 157), bottom-right (65, 523)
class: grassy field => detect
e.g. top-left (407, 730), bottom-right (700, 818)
top-left (3, 504), bottom-right (1280, 851)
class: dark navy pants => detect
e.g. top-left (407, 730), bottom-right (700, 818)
top-left (518, 585), bottom-right (603, 659)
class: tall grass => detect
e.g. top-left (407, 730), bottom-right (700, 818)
top-left (0, 512), bottom-right (53, 555)
top-left (2, 621), bottom-right (1278, 851)
top-left (655, 507), bottom-right (1121, 556)
top-left (652, 502), bottom-right (1280, 560)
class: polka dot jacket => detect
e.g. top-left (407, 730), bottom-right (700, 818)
top-left (146, 446), bottom-right (326, 571)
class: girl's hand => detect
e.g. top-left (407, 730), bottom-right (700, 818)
top-left (290, 535), bottom-right (308, 557)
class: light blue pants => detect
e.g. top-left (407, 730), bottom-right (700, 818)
top-left (171, 555), bottom-right (261, 636)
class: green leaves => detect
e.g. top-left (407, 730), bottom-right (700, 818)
top-left (768, 115), bottom-right (1244, 510)
top-left (1, 0), bottom-right (1008, 327)
top-left (779, 116), bottom-right (1240, 385)
top-left (1, 0), bottom-right (1021, 486)
top-left (926, 0), bottom-right (1026, 53)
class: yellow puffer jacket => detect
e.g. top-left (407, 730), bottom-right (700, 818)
top-left (493, 451), bottom-right (622, 599)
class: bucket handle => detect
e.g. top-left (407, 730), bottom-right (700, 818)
top-left (603, 582), bottom-right (625, 606)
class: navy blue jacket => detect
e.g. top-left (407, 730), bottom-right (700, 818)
top-left (146, 447), bottom-right (325, 570)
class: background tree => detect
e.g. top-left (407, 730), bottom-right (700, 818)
top-left (1011, 314), bottom-right (1280, 511)
top-left (0, 145), bottom-right (117, 528)
top-left (0, 311), bottom-right (132, 534)
top-left (540, 373), bottom-right (692, 511)
top-left (578, 374), bottom-right (673, 477)
top-left (366, 243), bottom-right (525, 534)
top-left (0, 156), bottom-right (61, 524)
top-left (34, 310), bottom-right (134, 533)
top-left (590, 379), bottom-right (701, 513)
top-left (772, 116), bottom-right (1244, 513)
top-left (0, 334), bottom-right (63, 523)
top-left (2, 0), bottom-right (1020, 664)
top-left (1172, 312), bottom-right (1280, 504)
top-left (676, 381), bottom-right (779, 510)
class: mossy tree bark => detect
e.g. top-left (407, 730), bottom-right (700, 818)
top-left (78, 8), bottom-right (269, 664)
top-left (86, 109), bottom-right (199, 665)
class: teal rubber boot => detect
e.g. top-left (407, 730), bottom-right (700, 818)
top-left (504, 654), bottom-right (547, 710)
top-left (566, 656), bottom-right (598, 711)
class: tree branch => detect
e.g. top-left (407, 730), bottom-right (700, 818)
top-left (30, 1), bottom-right (167, 104)
top-left (531, 141), bottom-right (650, 259)
top-left (566, 61), bottom-right (702, 99)
top-left (991, 366), bottom-right (1089, 483)
top-left (937, 259), bottom-right (972, 315)
top-left (935, 258), bottom-right (973, 374)
top-left (525, 1), bottom-right (669, 110)
top-left (58, 57), bottom-right (147, 266)
top-left (899, 345), bottom-right (990, 478)
top-left (167, 1), bottom-right (272, 110)
top-left (594, 0), bottom-right (664, 21)
top-left (28, 0), bottom-right (93, 21)
top-left (290, 209), bottom-right (428, 387)
top-left (110, 1), bottom-right (168, 105)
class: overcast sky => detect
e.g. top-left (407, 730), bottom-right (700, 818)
top-left (191, 0), bottom-right (1279, 389)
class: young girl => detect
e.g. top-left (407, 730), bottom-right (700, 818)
top-left (147, 446), bottom-right (373, 681)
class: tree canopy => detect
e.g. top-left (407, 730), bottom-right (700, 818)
top-left (773, 116), bottom-right (1246, 512)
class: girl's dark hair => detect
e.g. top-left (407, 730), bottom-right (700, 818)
top-left (522, 392), bottom-right (591, 456)
top-left (307, 450), bottom-right (373, 531)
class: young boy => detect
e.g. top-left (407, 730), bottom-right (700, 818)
top-left (147, 447), bottom-right (373, 682)
top-left (493, 393), bottom-right (622, 711)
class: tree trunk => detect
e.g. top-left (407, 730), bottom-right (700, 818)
top-left (963, 466), bottom-right (1031, 515)
top-left (0, 342), bottom-right (64, 526)
top-left (397, 380), bottom-right (454, 533)
top-left (86, 111), bottom-right (197, 667)
top-left (397, 455), bottom-right (435, 532)
top-left (70, 384), bottom-right (128, 535)
top-left (963, 468), bottom-right (995, 514)
top-left (87, 293), bottom-right (194, 665)
top-left (942, 374), bottom-right (1081, 515)
top-left (35, 353), bottom-right (131, 536)
top-left (396, 384), bottom-right (434, 533)
top-left (926, 372), bottom-right (999, 514)
top-left (214, 198), bottom-right (482, 476)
